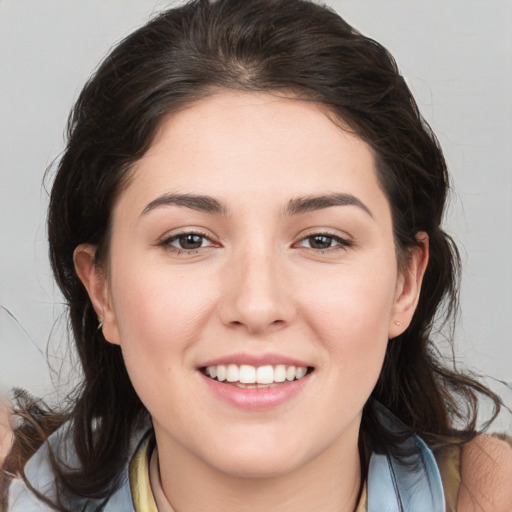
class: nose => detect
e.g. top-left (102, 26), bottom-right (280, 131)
top-left (218, 247), bottom-right (296, 335)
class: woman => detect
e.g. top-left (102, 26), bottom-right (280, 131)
top-left (2, 0), bottom-right (511, 510)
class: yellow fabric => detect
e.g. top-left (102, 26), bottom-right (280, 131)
top-left (434, 444), bottom-right (462, 512)
top-left (129, 437), bottom-right (158, 512)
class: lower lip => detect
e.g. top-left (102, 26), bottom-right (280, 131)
top-left (200, 372), bottom-right (311, 411)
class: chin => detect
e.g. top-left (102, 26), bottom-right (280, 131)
top-left (199, 437), bottom-right (316, 480)
top-left (212, 454), bottom-right (304, 480)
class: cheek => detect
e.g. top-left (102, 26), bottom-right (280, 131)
top-left (107, 264), bottom-right (220, 420)
top-left (302, 266), bottom-right (397, 337)
top-left (299, 265), bottom-right (396, 378)
top-left (109, 263), bottom-right (217, 366)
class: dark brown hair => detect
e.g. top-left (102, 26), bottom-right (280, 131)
top-left (3, 0), bottom-right (501, 509)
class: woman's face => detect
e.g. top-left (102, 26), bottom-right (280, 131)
top-left (76, 91), bottom-right (426, 479)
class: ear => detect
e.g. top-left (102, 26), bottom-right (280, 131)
top-left (73, 244), bottom-right (120, 345)
top-left (388, 232), bottom-right (429, 339)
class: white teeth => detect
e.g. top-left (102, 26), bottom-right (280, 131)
top-left (226, 364), bottom-right (239, 382)
top-left (256, 365), bottom-right (274, 384)
top-left (216, 365), bottom-right (226, 382)
top-left (274, 364), bottom-right (287, 382)
top-left (286, 365), bottom-right (296, 381)
top-left (295, 367), bottom-right (307, 379)
top-left (204, 364), bottom-right (310, 384)
top-left (239, 365), bottom-right (256, 384)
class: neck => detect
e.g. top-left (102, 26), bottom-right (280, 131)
top-left (154, 428), bottom-right (362, 512)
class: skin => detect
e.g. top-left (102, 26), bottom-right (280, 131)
top-left (459, 435), bottom-right (512, 512)
top-left (75, 91), bottom-right (429, 512)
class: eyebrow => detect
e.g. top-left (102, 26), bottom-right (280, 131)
top-left (141, 193), bottom-right (228, 216)
top-left (140, 192), bottom-right (372, 218)
top-left (285, 193), bottom-right (373, 217)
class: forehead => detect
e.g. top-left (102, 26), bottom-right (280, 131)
top-left (118, 91), bottom-right (388, 218)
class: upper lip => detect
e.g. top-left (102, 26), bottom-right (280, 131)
top-left (199, 353), bottom-right (312, 368)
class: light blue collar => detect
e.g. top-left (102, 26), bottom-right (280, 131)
top-left (367, 403), bottom-right (445, 512)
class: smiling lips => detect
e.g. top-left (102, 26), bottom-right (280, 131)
top-left (199, 356), bottom-right (314, 410)
top-left (203, 364), bottom-right (310, 387)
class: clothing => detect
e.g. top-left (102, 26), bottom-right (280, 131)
top-left (7, 404), bottom-right (459, 512)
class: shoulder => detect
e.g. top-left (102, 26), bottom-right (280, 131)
top-left (458, 434), bottom-right (512, 512)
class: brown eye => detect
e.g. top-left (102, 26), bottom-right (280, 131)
top-left (177, 234), bottom-right (205, 250)
top-left (298, 233), bottom-right (352, 251)
top-left (306, 235), bottom-right (334, 250)
top-left (161, 232), bottom-right (213, 252)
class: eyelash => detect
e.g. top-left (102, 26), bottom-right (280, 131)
top-left (295, 232), bottom-right (353, 252)
top-left (159, 230), bottom-right (352, 255)
top-left (159, 230), bottom-right (215, 254)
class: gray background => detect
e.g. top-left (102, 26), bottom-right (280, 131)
top-left (1, 1), bottom-right (511, 408)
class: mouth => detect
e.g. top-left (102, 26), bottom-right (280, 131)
top-left (200, 364), bottom-right (314, 388)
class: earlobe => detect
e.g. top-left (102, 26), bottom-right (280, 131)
top-left (388, 233), bottom-right (429, 339)
top-left (73, 244), bottom-right (120, 345)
